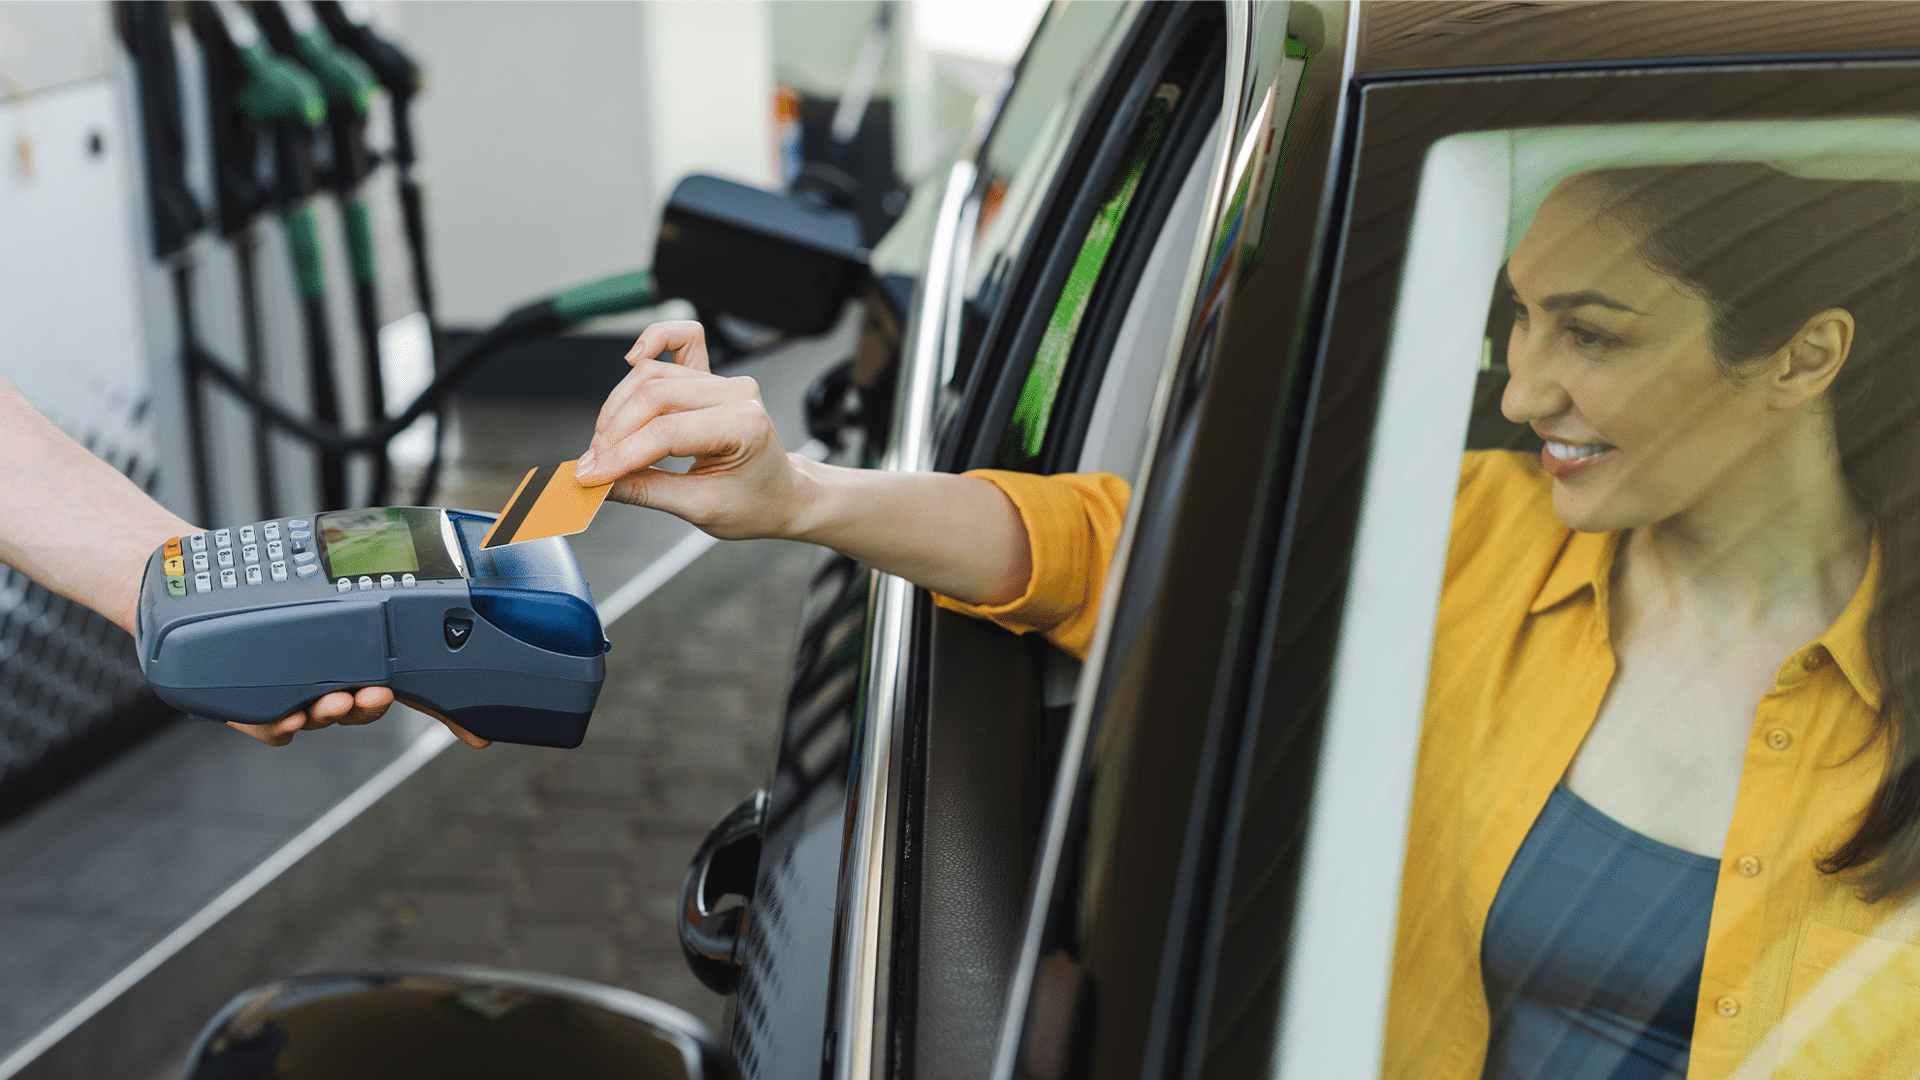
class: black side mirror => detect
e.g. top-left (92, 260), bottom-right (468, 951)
top-left (653, 176), bottom-right (868, 338)
top-left (183, 965), bottom-right (733, 1080)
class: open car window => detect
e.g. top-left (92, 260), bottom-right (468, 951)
top-left (1227, 67), bottom-right (1920, 1080)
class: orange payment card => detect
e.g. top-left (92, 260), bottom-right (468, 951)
top-left (480, 461), bottom-right (614, 548)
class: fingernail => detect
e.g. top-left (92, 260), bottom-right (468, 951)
top-left (574, 451), bottom-right (596, 478)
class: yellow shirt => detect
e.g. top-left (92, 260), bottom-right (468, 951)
top-left (1389, 450), bottom-right (1916, 1080)
top-left (929, 469), bottom-right (1130, 661)
top-left (929, 454), bottom-right (1918, 1076)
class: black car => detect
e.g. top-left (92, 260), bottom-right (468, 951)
top-left (188, 3), bottom-right (1920, 1077)
top-left (691, 3), bottom-right (1920, 1080)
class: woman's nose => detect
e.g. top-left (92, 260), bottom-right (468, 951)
top-left (1500, 325), bottom-right (1569, 425)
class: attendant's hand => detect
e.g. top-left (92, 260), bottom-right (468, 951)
top-left (229, 689), bottom-right (494, 749)
top-left (573, 320), bottom-right (810, 541)
top-left (230, 688), bottom-right (398, 747)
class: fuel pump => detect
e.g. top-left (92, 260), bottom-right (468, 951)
top-left (213, 1), bottom-right (347, 511)
top-left (252, 0), bottom-right (397, 504)
top-left (312, 0), bottom-right (448, 503)
top-left (188, 0), bottom-right (326, 519)
top-left (116, 1), bottom-right (211, 519)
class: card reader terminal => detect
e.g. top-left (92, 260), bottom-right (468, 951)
top-left (134, 508), bottom-right (608, 748)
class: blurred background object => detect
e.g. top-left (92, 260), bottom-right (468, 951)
top-left (0, 2), bottom-right (1044, 1078)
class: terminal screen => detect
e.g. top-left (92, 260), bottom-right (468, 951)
top-left (318, 508), bottom-right (421, 578)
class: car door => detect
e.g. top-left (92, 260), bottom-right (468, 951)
top-left (696, 4), bottom-right (1270, 1080)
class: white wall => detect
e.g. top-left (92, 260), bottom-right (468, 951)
top-left (393, 0), bottom-right (776, 330)
top-left (641, 1), bottom-right (776, 218)
top-left (395, 1), bottom-right (658, 327)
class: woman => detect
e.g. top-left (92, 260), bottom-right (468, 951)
top-left (1388, 163), bottom-right (1920, 1080)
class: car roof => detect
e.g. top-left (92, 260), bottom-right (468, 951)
top-left (1358, 0), bottom-right (1920, 75)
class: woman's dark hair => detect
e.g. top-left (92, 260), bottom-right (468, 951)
top-left (1585, 162), bottom-right (1920, 900)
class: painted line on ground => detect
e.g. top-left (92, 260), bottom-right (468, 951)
top-left (0, 722), bottom-right (455, 1079)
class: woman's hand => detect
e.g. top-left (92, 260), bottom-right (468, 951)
top-left (574, 321), bottom-right (1034, 606)
top-left (573, 321), bottom-right (809, 540)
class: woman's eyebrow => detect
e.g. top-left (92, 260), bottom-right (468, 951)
top-left (1499, 269), bottom-right (1648, 316)
top-left (1538, 289), bottom-right (1648, 315)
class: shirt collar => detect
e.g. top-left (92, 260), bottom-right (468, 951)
top-left (1817, 534), bottom-right (1882, 711)
top-left (1528, 527), bottom-right (1883, 710)
top-left (1528, 528), bottom-right (1615, 617)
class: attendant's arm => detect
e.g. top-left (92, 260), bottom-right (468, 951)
top-left (0, 376), bottom-right (192, 634)
top-left (0, 376), bottom-right (462, 747)
top-left (574, 321), bottom-right (1034, 606)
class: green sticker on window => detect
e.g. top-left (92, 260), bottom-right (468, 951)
top-left (1001, 87), bottom-right (1179, 466)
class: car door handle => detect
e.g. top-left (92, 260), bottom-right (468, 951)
top-left (679, 789), bottom-right (767, 994)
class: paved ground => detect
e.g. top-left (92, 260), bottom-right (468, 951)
top-left (283, 534), bottom-right (818, 1036)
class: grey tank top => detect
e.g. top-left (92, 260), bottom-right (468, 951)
top-left (1479, 785), bottom-right (1720, 1080)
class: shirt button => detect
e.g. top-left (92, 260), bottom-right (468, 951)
top-left (1736, 855), bottom-right (1762, 877)
top-left (1715, 996), bottom-right (1740, 1017)
top-left (1804, 650), bottom-right (1827, 671)
top-left (1766, 728), bottom-right (1793, 751)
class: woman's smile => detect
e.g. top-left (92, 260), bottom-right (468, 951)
top-left (1539, 437), bottom-right (1617, 480)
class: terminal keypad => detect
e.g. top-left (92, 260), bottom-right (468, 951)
top-left (164, 518), bottom-right (338, 599)
top-left (165, 516), bottom-right (444, 600)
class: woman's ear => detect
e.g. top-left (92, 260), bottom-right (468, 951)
top-left (1771, 308), bottom-right (1854, 408)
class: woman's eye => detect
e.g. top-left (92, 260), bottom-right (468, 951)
top-left (1510, 302), bottom-right (1529, 325)
top-left (1566, 324), bottom-right (1614, 348)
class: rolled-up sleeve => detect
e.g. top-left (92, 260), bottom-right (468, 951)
top-left (930, 470), bottom-right (1131, 661)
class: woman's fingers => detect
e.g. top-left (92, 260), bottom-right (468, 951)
top-left (580, 374), bottom-right (765, 484)
top-left (624, 320), bottom-right (710, 373)
top-left (591, 357), bottom-right (711, 451)
top-left (584, 373), bottom-right (745, 478)
top-left (593, 397), bottom-right (773, 490)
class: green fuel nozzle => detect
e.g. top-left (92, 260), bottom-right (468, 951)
top-left (291, 25), bottom-right (377, 116)
top-left (233, 38), bottom-right (325, 128)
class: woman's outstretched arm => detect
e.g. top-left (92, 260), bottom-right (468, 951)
top-left (573, 321), bottom-right (1034, 606)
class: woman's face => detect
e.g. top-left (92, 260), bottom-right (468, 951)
top-left (1502, 179), bottom-right (1782, 534)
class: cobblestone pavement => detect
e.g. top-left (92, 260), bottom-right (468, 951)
top-left (285, 535), bottom-right (820, 1036)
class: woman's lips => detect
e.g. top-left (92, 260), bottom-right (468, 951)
top-left (1539, 439), bottom-right (1615, 480)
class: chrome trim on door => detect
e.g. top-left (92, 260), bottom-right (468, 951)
top-left (834, 157), bottom-right (978, 1080)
